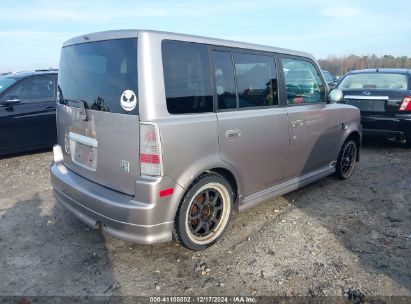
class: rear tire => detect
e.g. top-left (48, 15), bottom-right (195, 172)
top-left (336, 139), bottom-right (358, 179)
top-left (173, 174), bottom-right (233, 251)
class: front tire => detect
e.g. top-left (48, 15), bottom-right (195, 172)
top-left (173, 174), bottom-right (233, 251)
top-left (336, 139), bottom-right (358, 179)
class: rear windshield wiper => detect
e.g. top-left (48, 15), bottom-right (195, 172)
top-left (59, 98), bottom-right (89, 121)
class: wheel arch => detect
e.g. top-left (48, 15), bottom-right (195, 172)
top-left (207, 168), bottom-right (238, 207)
top-left (344, 131), bottom-right (361, 161)
top-left (176, 164), bottom-right (241, 214)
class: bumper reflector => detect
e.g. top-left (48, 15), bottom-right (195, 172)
top-left (159, 188), bottom-right (174, 198)
top-left (53, 145), bottom-right (64, 163)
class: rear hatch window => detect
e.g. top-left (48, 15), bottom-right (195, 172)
top-left (58, 38), bottom-right (138, 115)
top-left (339, 73), bottom-right (409, 115)
top-left (339, 73), bottom-right (408, 90)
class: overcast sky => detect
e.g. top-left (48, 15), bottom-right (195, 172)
top-left (1, 0), bottom-right (410, 72)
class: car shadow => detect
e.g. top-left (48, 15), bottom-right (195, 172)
top-left (361, 136), bottom-right (409, 149)
top-left (0, 191), bottom-right (124, 302)
top-left (0, 147), bottom-right (53, 160)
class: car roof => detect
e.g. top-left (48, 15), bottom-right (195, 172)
top-left (63, 29), bottom-right (316, 62)
top-left (347, 68), bottom-right (411, 75)
top-left (1, 70), bottom-right (58, 80)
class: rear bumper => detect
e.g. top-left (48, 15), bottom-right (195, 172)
top-left (361, 114), bottom-right (411, 139)
top-left (50, 161), bottom-right (184, 244)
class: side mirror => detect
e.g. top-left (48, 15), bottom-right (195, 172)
top-left (328, 89), bottom-right (343, 104)
top-left (0, 95), bottom-right (21, 106)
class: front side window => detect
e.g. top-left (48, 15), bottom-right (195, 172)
top-left (0, 77), bottom-right (17, 95)
top-left (162, 41), bottom-right (213, 114)
top-left (4, 76), bottom-right (55, 103)
top-left (234, 53), bottom-right (278, 108)
top-left (282, 58), bottom-right (325, 104)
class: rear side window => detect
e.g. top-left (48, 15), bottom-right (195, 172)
top-left (212, 51), bottom-right (237, 110)
top-left (212, 50), bottom-right (278, 110)
top-left (282, 58), bottom-right (325, 104)
top-left (234, 53), bottom-right (278, 108)
top-left (338, 73), bottom-right (408, 90)
top-left (162, 41), bottom-right (213, 114)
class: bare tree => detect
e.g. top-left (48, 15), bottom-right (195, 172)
top-left (318, 55), bottom-right (411, 77)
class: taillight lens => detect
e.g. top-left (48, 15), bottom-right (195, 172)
top-left (139, 123), bottom-right (162, 176)
top-left (399, 96), bottom-right (411, 111)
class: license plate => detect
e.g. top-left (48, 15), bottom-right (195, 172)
top-left (72, 142), bottom-right (97, 171)
top-left (346, 99), bottom-right (386, 112)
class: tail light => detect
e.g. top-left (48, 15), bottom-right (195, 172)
top-left (399, 96), bottom-right (411, 112)
top-left (139, 123), bottom-right (162, 176)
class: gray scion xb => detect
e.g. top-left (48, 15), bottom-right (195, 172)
top-left (51, 30), bottom-right (362, 250)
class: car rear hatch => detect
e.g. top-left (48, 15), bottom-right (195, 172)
top-left (339, 72), bottom-right (409, 116)
top-left (57, 37), bottom-right (140, 195)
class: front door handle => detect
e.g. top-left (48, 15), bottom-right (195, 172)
top-left (291, 120), bottom-right (304, 128)
top-left (225, 129), bottom-right (241, 139)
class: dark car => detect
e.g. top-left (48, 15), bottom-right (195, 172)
top-left (337, 69), bottom-right (411, 145)
top-left (0, 70), bottom-right (58, 156)
top-left (322, 69), bottom-right (337, 88)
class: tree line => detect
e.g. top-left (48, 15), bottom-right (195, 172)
top-left (318, 55), bottom-right (411, 77)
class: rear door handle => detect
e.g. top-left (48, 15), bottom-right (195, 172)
top-left (291, 120), bottom-right (304, 128)
top-left (225, 129), bottom-right (241, 139)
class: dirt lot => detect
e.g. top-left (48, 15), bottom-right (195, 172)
top-left (0, 138), bottom-right (410, 299)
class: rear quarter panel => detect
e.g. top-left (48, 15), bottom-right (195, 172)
top-left (335, 104), bottom-right (362, 154)
top-left (155, 114), bottom-right (240, 192)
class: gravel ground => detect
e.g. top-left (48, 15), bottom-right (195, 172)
top-left (0, 138), bottom-right (410, 299)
